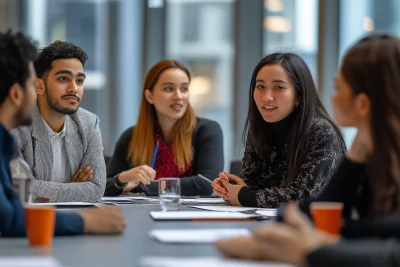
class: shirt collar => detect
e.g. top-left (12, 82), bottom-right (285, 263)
top-left (40, 116), bottom-right (66, 138)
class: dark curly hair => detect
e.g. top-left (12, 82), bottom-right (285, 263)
top-left (34, 40), bottom-right (88, 78)
top-left (0, 30), bottom-right (37, 105)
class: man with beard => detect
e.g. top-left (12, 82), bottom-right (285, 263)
top-left (12, 40), bottom-right (106, 202)
top-left (0, 30), bottom-right (125, 236)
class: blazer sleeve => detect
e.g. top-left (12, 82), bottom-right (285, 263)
top-left (72, 115), bottom-right (106, 201)
top-left (298, 157), bottom-right (365, 218)
top-left (104, 127), bottom-right (134, 196)
top-left (307, 238), bottom-right (400, 267)
top-left (341, 213), bottom-right (400, 239)
top-left (142, 119), bottom-right (224, 196)
top-left (179, 119), bottom-right (224, 196)
top-left (238, 120), bottom-right (345, 208)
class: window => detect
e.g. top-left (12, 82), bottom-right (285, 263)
top-left (339, 0), bottom-right (400, 147)
top-left (166, 0), bottom-right (235, 170)
top-left (263, 0), bottom-right (318, 79)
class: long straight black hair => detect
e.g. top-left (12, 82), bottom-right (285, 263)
top-left (341, 33), bottom-right (400, 215)
top-left (243, 53), bottom-right (344, 183)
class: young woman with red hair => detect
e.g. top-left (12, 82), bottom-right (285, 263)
top-left (104, 60), bottom-right (223, 196)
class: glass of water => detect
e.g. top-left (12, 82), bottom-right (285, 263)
top-left (158, 178), bottom-right (181, 211)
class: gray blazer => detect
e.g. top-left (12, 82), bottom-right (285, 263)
top-left (11, 105), bottom-right (106, 202)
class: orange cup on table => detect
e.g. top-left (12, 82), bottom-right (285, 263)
top-left (25, 205), bottom-right (55, 246)
top-left (311, 202), bottom-right (343, 236)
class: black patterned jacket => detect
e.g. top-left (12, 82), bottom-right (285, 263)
top-left (238, 117), bottom-right (346, 208)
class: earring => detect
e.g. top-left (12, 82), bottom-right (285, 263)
top-left (295, 103), bottom-right (299, 108)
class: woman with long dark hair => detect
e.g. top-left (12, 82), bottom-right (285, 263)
top-left (212, 52), bottom-right (345, 207)
top-left (104, 60), bottom-right (223, 196)
top-left (216, 33), bottom-right (400, 267)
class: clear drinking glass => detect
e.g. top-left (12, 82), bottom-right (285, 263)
top-left (158, 178), bottom-right (181, 211)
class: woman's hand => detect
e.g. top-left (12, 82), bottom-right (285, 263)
top-left (216, 203), bottom-right (339, 265)
top-left (219, 172), bottom-right (247, 206)
top-left (116, 165), bottom-right (156, 193)
top-left (346, 130), bottom-right (373, 163)
top-left (211, 175), bottom-right (228, 196)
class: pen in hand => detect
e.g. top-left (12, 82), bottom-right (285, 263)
top-left (150, 141), bottom-right (159, 169)
top-left (197, 174), bottom-right (213, 184)
top-left (141, 141), bottom-right (159, 192)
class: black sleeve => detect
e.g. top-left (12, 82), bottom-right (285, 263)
top-left (307, 238), bottom-right (400, 267)
top-left (298, 157), bottom-right (365, 218)
top-left (172, 119), bottom-right (224, 196)
top-left (104, 127), bottom-right (134, 196)
top-left (342, 213), bottom-right (400, 239)
top-left (238, 187), bottom-right (258, 207)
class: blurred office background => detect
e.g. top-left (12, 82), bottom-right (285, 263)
top-left (0, 0), bottom-right (399, 170)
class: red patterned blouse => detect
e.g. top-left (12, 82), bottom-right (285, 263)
top-left (153, 131), bottom-right (192, 180)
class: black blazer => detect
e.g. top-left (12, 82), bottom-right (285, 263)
top-left (296, 157), bottom-right (400, 266)
top-left (307, 236), bottom-right (400, 267)
top-left (104, 117), bottom-right (224, 196)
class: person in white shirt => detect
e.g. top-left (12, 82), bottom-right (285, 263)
top-left (12, 41), bottom-right (106, 203)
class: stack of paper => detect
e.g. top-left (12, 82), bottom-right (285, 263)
top-left (140, 257), bottom-right (294, 267)
top-left (0, 257), bottom-right (63, 267)
top-left (149, 228), bottom-right (250, 243)
top-left (30, 202), bottom-right (99, 208)
top-left (150, 211), bottom-right (262, 221)
top-left (101, 196), bottom-right (159, 204)
top-left (189, 206), bottom-right (277, 217)
top-left (181, 198), bottom-right (225, 205)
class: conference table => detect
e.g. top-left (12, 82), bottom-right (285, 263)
top-left (0, 201), bottom-right (269, 267)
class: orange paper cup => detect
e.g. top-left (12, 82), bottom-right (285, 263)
top-left (311, 202), bottom-right (343, 236)
top-left (25, 205), bottom-right (55, 246)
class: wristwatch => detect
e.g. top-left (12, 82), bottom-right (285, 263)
top-left (114, 174), bottom-right (128, 188)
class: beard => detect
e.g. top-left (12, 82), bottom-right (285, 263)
top-left (15, 109), bottom-right (33, 127)
top-left (46, 95), bottom-right (80, 115)
top-left (44, 82), bottom-right (80, 115)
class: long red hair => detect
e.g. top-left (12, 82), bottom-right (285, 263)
top-left (128, 60), bottom-right (196, 170)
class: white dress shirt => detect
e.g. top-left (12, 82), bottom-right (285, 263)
top-left (41, 117), bottom-right (74, 183)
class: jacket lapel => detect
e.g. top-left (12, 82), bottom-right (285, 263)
top-left (31, 106), bottom-right (53, 182)
top-left (64, 116), bottom-right (82, 175)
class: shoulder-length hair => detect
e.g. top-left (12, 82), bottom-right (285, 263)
top-left (341, 33), bottom-right (400, 215)
top-left (243, 52), bottom-right (343, 183)
top-left (128, 60), bottom-right (196, 170)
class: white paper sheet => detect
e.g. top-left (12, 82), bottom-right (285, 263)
top-left (140, 257), bottom-right (294, 267)
top-left (149, 228), bottom-right (251, 243)
top-left (0, 257), bottom-right (62, 267)
top-left (255, 209), bottom-right (278, 217)
top-left (102, 196), bottom-right (158, 202)
top-left (29, 202), bottom-right (99, 207)
top-left (102, 196), bottom-right (137, 201)
top-left (150, 211), bottom-right (260, 220)
top-left (189, 206), bottom-right (277, 217)
top-left (181, 198), bottom-right (225, 204)
top-left (189, 205), bottom-right (258, 212)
